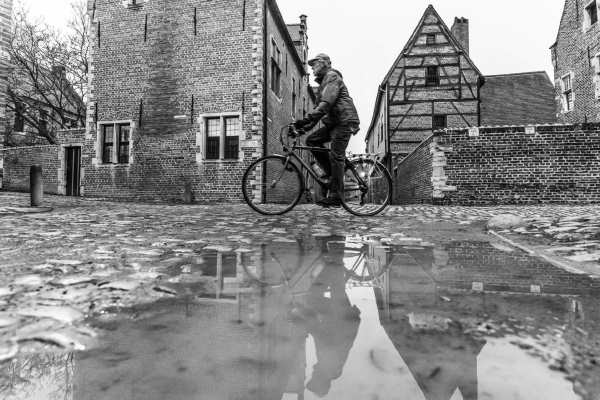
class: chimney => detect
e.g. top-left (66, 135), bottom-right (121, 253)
top-left (299, 15), bottom-right (308, 65)
top-left (451, 17), bottom-right (469, 55)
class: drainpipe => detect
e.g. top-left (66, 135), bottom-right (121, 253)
top-left (262, 0), bottom-right (268, 158)
top-left (384, 83), bottom-right (391, 173)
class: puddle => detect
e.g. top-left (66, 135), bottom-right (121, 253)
top-left (1, 235), bottom-right (597, 399)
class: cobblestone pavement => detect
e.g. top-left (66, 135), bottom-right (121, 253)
top-left (1, 191), bottom-right (600, 399)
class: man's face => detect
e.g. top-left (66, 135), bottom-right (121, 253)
top-left (310, 60), bottom-right (327, 77)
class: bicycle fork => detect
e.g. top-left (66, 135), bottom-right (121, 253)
top-left (270, 156), bottom-right (294, 189)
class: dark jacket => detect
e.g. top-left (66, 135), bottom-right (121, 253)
top-left (308, 68), bottom-right (360, 128)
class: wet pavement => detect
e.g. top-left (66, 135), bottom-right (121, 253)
top-left (0, 192), bottom-right (600, 399)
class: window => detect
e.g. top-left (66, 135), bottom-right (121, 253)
top-left (39, 109), bottom-right (48, 133)
top-left (13, 101), bottom-right (24, 132)
top-left (206, 118), bottom-right (220, 160)
top-left (291, 77), bottom-right (297, 118)
top-left (426, 34), bottom-right (436, 45)
top-left (224, 117), bottom-right (240, 159)
top-left (302, 97), bottom-right (307, 118)
top-left (425, 66), bottom-right (440, 86)
top-left (270, 39), bottom-right (282, 96)
top-left (561, 73), bottom-right (574, 112)
top-left (101, 125), bottom-right (114, 163)
top-left (586, 1), bottom-right (598, 27)
top-left (432, 114), bottom-right (447, 130)
top-left (117, 124), bottom-right (130, 164)
top-left (594, 54), bottom-right (600, 99)
top-left (201, 114), bottom-right (242, 161)
top-left (100, 122), bottom-right (131, 164)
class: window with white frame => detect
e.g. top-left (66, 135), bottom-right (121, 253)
top-left (593, 53), bottom-right (600, 99)
top-left (585, 0), bottom-right (598, 28)
top-left (202, 114), bottom-right (241, 161)
top-left (561, 73), bottom-right (574, 112)
top-left (270, 39), bottom-right (282, 97)
top-left (99, 122), bottom-right (131, 164)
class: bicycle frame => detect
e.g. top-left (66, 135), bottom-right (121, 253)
top-left (274, 126), bottom-right (369, 193)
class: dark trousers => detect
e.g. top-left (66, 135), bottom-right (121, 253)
top-left (305, 124), bottom-right (354, 198)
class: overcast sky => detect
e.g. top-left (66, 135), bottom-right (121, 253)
top-left (22, 0), bottom-right (565, 153)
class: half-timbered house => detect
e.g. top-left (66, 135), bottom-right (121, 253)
top-left (367, 5), bottom-right (556, 179)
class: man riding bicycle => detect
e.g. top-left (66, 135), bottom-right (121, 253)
top-left (294, 53), bottom-right (360, 208)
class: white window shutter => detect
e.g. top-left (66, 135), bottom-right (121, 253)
top-left (594, 56), bottom-right (600, 99)
top-left (557, 78), bottom-right (566, 112)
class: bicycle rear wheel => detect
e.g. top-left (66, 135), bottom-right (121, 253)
top-left (341, 158), bottom-right (392, 216)
top-left (242, 155), bottom-right (304, 215)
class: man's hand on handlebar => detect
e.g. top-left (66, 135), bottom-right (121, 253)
top-left (288, 124), bottom-right (306, 137)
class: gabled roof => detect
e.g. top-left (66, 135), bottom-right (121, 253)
top-left (480, 71), bottom-right (557, 126)
top-left (551, 0), bottom-right (569, 48)
top-left (380, 5), bottom-right (483, 85)
top-left (367, 5), bottom-right (483, 140)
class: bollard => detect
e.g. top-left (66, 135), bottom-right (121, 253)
top-left (30, 165), bottom-right (43, 207)
top-left (183, 182), bottom-right (194, 204)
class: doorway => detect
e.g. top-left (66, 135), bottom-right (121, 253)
top-left (65, 146), bottom-right (81, 196)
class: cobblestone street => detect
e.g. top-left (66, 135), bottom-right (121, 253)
top-left (1, 191), bottom-right (600, 399)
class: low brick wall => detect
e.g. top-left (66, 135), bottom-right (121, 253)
top-left (0, 145), bottom-right (60, 194)
top-left (396, 123), bottom-right (600, 205)
top-left (394, 136), bottom-right (434, 204)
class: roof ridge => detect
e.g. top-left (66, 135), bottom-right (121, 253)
top-left (485, 71), bottom-right (549, 78)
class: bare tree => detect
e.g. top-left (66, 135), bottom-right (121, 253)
top-left (5, 0), bottom-right (88, 145)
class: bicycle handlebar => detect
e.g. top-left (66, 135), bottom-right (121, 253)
top-left (279, 124), bottom-right (306, 149)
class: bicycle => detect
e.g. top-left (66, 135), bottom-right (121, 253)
top-left (241, 124), bottom-right (393, 216)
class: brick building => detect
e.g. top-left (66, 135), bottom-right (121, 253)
top-left (366, 5), bottom-right (556, 180)
top-left (551, 0), bottom-right (600, 123)
top-left (75, 0), bottom-right (314, 201)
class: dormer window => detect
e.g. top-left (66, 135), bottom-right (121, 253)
top-left (585, 1), bottom-right (598, 28)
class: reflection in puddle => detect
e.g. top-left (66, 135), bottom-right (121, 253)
top-left (1, 235), bottom-right (592, 399)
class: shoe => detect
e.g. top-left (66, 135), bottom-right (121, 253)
top-left (317, 197), bottom-right (342, 208)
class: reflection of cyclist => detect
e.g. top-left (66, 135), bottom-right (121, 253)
top-left (291, 237), bottom-right (361, 397)
top-left (294, 53), bottom-right (360, 208)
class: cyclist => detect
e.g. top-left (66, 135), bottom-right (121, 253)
top-left (294, 53), bottom-right (360, 208)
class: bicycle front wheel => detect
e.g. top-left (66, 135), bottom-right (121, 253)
top-left (341, 158), bottom-right (392, 216)
top-left (242, 155), bottom-right (304, 215)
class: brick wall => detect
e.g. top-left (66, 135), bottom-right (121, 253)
top-left (0, 129), bottom-right (86, 194)
top-left (552, 0), bottom-right (600, 123)
top-left (84, 0), bottom-right (258, 202)
top-left (396, 123), bottom-right (600, 205)
top-left (0, 145), bottom-right (60, 193)
top-left (393, 135), bottom-right (434, 204)
top-left (81, 0), bottom-right (313, 202)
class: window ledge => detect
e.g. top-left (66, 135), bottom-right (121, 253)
top-left (200, 159), bottom-right (241, 164)
top-left (96, 163), bottom-right (132, 167)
